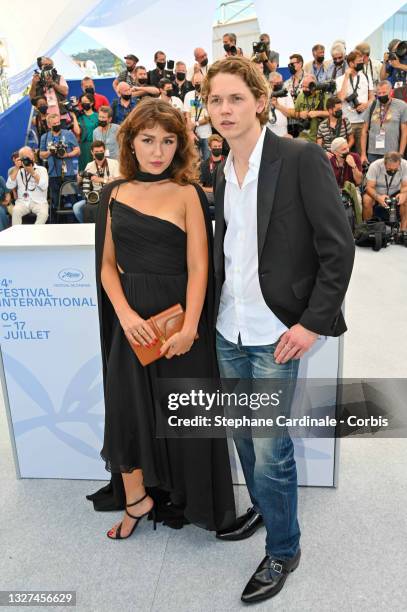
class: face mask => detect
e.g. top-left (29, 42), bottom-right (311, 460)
top-left (176, 72), bottom-right (186, 81)
top-left (355, 62), bottom-right (364, 72)
top-left (82, 103), bottom-right (92, 110)
top-left (341, 152), bottom-right (349, 158)
top-left (333, 110), bottom-right (342, 119)
top-left (38, 105), bottom-right (48, 114)
top-left (273, 82), bottom-right (283, 91)
top-left (387, 169), bottom-right (397, 176)
top-left (156, 61), bottom-right (166, 70)
top-left (316, 55), bottom-right (325, 63)
top-left (288, 63), bottom-right (296, 75)
top-left (137, 77), bottom-right (148, 85)
top-left (333, 59), bottom-right (343, 66)
top-left (127, 64), bottom-right (136, 72)
top-left (223, 43), bottom-right (231, 52)
top-left (94, 152), bottom-right (105, 161)
top-left (378, 95), bottom-right (389, 105)
top-left (200, 58), bottom-right (208, 67)
top-left (52, 124), bottom-right (61, 132)
top-left (212, 148), bottom-right (222, 156)
top-left (98, 120), bottom-right (108, 127)
top-left (121, 94), bottom-right (131, 101)
top-left (84, 87), bottom-right (94, 94)
top-left (164, 90), bottom-right (172, 97)
top-left (303, 89), bottom-right (311, 97)
top-left (194, 83), bottom-right (201, 92)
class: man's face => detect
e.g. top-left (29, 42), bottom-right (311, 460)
top-left (83, 80), bottom-right (95, 93)
top-left (136, 68), bottom-right (148, 82)
top-left (156, 53), bottom-right (166, 67)
top-left (377, 84), bottom-right (390, 99)
top-left (163, 85), bottom-right (173, 97)
top-left (336, 144), bottom-right (349, 158)
top-left (259, 35), bottom-right (270, 47)
top-left (302, 77), bottom-right (315, 95)
top-left (211, 140), bottom-right (223, 156)
top-left (385, 161), bottom-right (400, 174)
top-left (119, 84), bottom-right (132, 98)
top-left (207, 73), bottom-right (266, 142)
top-left (332, 52), bottom-right (344, 65)
top-left (195, 51), bottom-right (207, 65)
top-left (350, 55), bottom-right (363, 70)
top-left (92, 147), bottom-right (105, 161)
top-left (289, 58), bottom-right (302, 72)
top-left (41, 57), bottom-right (53, 69)
top-left (194, 73), bottom-right (204, 88)
top-left (19, 149), bottom-right (34, 163)
top-left (48, 116), bottom-right (60, 130)
top-left (330, 103), bottom-right (342, 117)
top-left (98, 111), bottom-right (110, 125)
top-left (270, 75), bottom-right (283, 90)
top-left (125, 58), bottom-right (137, 71)
top-left (313, 47), bottom-right (325, 62)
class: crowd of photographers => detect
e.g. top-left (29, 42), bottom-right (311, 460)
top-left (1, 35), bottom-right (407, 241)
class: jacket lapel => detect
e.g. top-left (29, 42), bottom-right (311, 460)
top-left (213, 165), bottom-right (226, 276)
top-left (257, 129), bottom-right (282, 259)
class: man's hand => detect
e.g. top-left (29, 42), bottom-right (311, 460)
top-left (356, 102), bottom-right (368, 112)
top-left (274, 324), bottom-right (318, 364)
top-left (360, 154), bottom-right (368, 166)
top-left (345, 154), bottom-right (356, 168)
top-left (376, 194), bottom-right (390, 208)
top-left (389, 59), bottom-right (402, 70)
top-left (271, 96), bottom-right (279, 108)
top-left (383, 52), bottom-right (389, 63)
top-left (308, 110), bottom-right (319, 119)
top-left (299, 110), bottom-right (309, 119)
top-left (345, 67), bottom-right (353, 77)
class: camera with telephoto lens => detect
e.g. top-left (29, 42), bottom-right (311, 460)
top-left (298, 118), bottom-right (312, 131)
top-left (271, 88), bottom-right (289, 99)
top-left (253, 41), bottom-right (267, 54)
top-left (385, 196), bottom-right (399, 225)
top-left (39, 66), bottom-right (58, 84)
top-left (80, 171), bottom-right (100, 204)
top-left (309, 80), bottom-right (336, 94)
top-left (341, 191), bottom-right (353, 208)
top-left (20, 157), bottom-right (33, 167)
top-left (388, 40), bottom-right (407, 60)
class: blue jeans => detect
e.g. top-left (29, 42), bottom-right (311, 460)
top-left (368, 153), bottom-right (383, 163)
top-left (73, 199), bottom-right (86, 223)
top-left (0, 205), bottom-right (9, 231)
top-left (216, 330), bottom-right (301, 560)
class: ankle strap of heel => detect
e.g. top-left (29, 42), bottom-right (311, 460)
top-left (126, 493), bottom-right (148, 508)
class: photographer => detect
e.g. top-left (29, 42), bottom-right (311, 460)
top-left (199, 134), bottom-right (224, 201)
top-left (304, 44), bottom-right (330, 83)
top-left (187, 48), bottom-right (210, 80)
top-left (284, 54), bottom-right (305, 137)
top-left (77, 94), bottom-right (99, 171)
top-left (337, 50), bottom-right (375, 154)
top-left (158, 78), bottom-right (184, 110)
top-left (317, 96), bottom-right (354, 152)
top-left (113, 54), bottom-right (139, 94)
top-left (31, 96), bottom-right (49, 143)
top-left (73, 141), bottom-right (120, 223)
top-left (39, 114), bottom-right (80, 211)
top-left (288, 74), bottom-right (329, 142)
top-left (172, 62), bottom-right (194, 101)
top-left (111, 82), bottom-right (137, 125)
top-left (0, 175), bottom-right (11, 231)
top-left (93, 106), bottom-right (120, 160)
top-left (6, 147), bottom-right (49, 225)
top-left (130, 66), bottom-right (160, 100)
top-left (267, 72), bottom-right (294, 137)
top-left (223, 33), bottom-right (243, 58)
top-left (184, 72), bottom-right (212, 160)
top-left (255, 33), bottom-right (279, 78)
top-left (326, 42), bottom-right (348, 80)
top-left (380, 39), bottom-right (407, 94)
top-left (329, 137), bottom-right (363, 189)
top-left (363, 152), bottom-right (407, 228)
top-left (80, 77), bottom-right (109, 111)
top-left (148, 51), bottom-right (168, 87)
top-left (58, 99), bottom-right (81, 139)
top-left (356, 42), bottom-right (381, 87)
top-left (29, 57), bottom-right (68, 117)
top-left (360, 80), bottom-right (407, 164)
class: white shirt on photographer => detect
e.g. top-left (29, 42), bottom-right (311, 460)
top-left (267, 92), bottom-right (294, 137)
top-left (6, 165), bottom-right (48, 205)
top-left (336, 72), bottom-right (373, 123)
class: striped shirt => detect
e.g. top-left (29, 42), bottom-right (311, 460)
top-left (317, 117), bottom-right (353, 151)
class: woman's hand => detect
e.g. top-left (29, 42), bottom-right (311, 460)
top-left (160, 330), bottom-right (196, 359)
top-left (117, 309), bottom-right (157, 348)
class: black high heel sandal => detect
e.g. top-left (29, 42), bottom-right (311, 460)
top-left (107, 493), bottom-right (157, 540)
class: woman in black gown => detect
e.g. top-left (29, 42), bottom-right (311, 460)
top-left (88, 98), bottom-right (235, 538)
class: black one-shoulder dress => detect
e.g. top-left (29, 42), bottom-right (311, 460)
top-left (87, 180), bottom-right (235, 531)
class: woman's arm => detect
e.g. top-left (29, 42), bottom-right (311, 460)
top-left (160, 185), bottom-right (208, 358)
top-left (101, 199), bottom-right (157, 347)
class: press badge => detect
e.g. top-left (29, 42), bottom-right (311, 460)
top-left (22, 191), bottom-right (30, 202)
top-left (105, 148), bottom-right (110, 157)
top-left (376, 130), bottom-right (385, 149)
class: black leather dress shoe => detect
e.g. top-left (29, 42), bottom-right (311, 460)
top-left (216, 507), bottom-right (264, 541)
top-left (241, 548), bottom-right (301, 604)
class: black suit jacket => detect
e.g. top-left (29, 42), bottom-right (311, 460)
top-left (213, 129), bottom-right (355, 337)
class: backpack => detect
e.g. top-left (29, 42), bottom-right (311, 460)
top-left (354, 217), bottom-right (391, 251)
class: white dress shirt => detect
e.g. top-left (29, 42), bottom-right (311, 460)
top-left (216, 127), bottom-right (288, 346)
top-left (6, 165), bottom-right (49, 206)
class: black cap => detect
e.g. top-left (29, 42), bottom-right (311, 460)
top-left (124, 54), bottom-right (139, 62)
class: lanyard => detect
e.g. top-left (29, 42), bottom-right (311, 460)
top-left (96, 160), bottom-right (110, 178)
top-left (379, 102), bottom-right (391, 128)
top-left (363, 59), bottom-right (374, 84)
top-left (349, 74), bottom-right (360, 94)
top-left (194, 94), bottom-right (203, 122)
top-left (385, 173), bottom-right (396, 195)
top-left (20, 169), bottom-right (36, 192)
top-left (291, 71), bottom-right (304, 98)
top-left (100, 125), bottom-right (111, 145)
top-left (314, 62), bottom-right (324, 79)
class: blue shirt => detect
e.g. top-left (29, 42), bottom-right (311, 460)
top-left (0, 176), bottom-right (10, 201)
top-left (311, 62), bottom-right (329, 83)
top-left (112, 98), bottom-right (137, 125)
top-left (386, 55), bottom-right (407, 87)
top-left (40, 129), bottom-right (79, 177)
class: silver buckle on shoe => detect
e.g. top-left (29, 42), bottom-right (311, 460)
top-left (269, 560), bottom-right (283, 574)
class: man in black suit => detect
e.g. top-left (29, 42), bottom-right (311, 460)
top-left (202, 57), bottom-right (355, 605)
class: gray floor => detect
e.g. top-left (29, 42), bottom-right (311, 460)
top-left (1, 246), bottom-right (407, 612)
